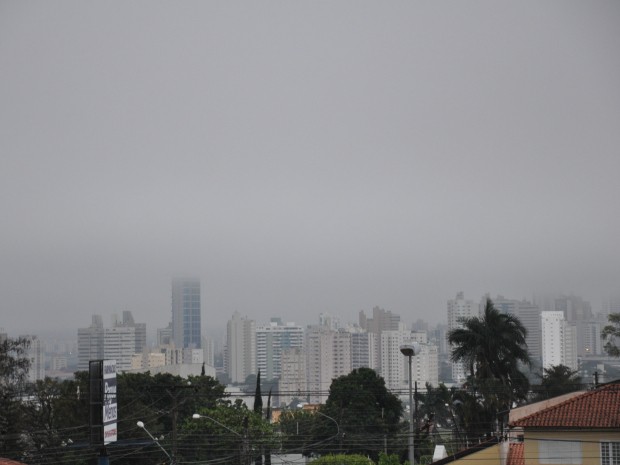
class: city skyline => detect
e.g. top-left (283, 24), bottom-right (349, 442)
top-left (2, 2), bottom-right (619, 336)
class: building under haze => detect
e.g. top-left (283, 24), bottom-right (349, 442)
top-left (447, 292), bottom-right (478, 383)
top-left (541, 311), bottom-right (578, 371)
top-left (255, 319), bottom-right (304, 380)
top-left (226, 312), bottom-right (256, 383)
top-left (77, 312), bottom-right (146, 371)
top-left (22, 334), bottom-right (45, 382)
top-left (493, 295), bottom-right (542, 364)
top-left (171, 278), bottom-right (202, 349)
top-left (305, 326), bottom-right (352, 404)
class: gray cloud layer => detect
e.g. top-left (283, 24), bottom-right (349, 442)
top-left (1, 1), bottom-right (619, 335)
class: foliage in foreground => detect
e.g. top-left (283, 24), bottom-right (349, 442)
top-left (310, 453), bottom-right (374, 464)
top-left (602, 313), bottom-right (620, 357)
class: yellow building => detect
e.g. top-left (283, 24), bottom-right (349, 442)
top-left (510, 382), bottom-right (620, 465)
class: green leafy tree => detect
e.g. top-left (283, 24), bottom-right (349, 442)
top-left (277, 408), bottom-right (317, 457)
top-left (185, 400), bottom-right (276, 465)
top-left (0, 336), bottom-right (31, 459)
top-left (322, 368), bottom-right (404, 461)
top-left (115, 371), bottom-right (227, 465)
top-left (602, 313), bottom-right (620, 357)
top-left (378, 452), bottom-right (401, 465)
top-left (532, 364), bottom-right (583, 401)
top-left (448, 298), bottom-right (530, 437)
top-left (309, 454), bottom-right (374, 464)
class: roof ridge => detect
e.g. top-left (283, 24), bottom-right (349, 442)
top-left (512, 383), bottom-right (620, 427)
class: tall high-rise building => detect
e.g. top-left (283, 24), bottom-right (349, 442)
top-left (541, 311), bottom-right (578, 371)
top-left (21, 334), bottom-right (45, 382)
top-left (380, 330), bottom-right (413, 391)
top-left (77, 313), bottom-right (146, 371)
top-left (359, 306), bottom-right (402, 373)
top-left (255, 319), bottom-right (304, 380)
top-left (350, 330), bottom-right (378, 371)
top-left (171, 278), bottom-right (202, 349)
top-left (305, 326), bottom-right (352, 404)
top-left (380, 330), bottom-right (439, 391)
top-left (447, 292), bottom-right (478, 383)
top-left (226, 312), bottom-right (256, 383)
top-left (279, 347), bottom-right (307, 407)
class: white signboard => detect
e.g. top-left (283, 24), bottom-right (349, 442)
top-left (102, 360), bottom-right (117, 444)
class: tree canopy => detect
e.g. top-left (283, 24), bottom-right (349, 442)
top-left (448, 298), bottom-right (530, 437)
top-left (602, 313), bottom-right (620, 357)
top-left (532, 364), bottom-right (583, 401)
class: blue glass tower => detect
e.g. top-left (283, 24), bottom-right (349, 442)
top-left (171, 278), bottom-right (201, 349)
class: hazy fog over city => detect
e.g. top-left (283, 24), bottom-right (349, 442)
top-left (1, 2), bottom-right (619, 338)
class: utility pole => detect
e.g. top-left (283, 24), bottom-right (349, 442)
top-left (166, 383), bottom-right (196, 464)
top-left (243, 416), bottom-right (251, 465)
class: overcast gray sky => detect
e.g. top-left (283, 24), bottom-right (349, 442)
top-left (1, 1), bottom-right (619, 337)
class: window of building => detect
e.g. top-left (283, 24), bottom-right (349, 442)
top-left (601, 442), bottom-right (620, 465)
top-left (539, 440), bottom-right (582, 464)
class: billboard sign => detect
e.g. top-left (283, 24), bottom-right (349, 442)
top-left (90, 359), bottom-right (117, 446)
top-left (102, 360), bottom-right (117, 444)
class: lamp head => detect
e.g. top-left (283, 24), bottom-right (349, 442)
top-left (192, 414), bottom-right (200, 419)
top-left (400, 342), bottom-right (420, 357)
top-left (137, 421), bottom-right (145, 428)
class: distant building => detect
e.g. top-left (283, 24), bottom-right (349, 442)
top-left (279, 347), bottom-right (307, 407)
top-left (541, 311), bottom-right (578, 371)
top-left (21, 335), bottom-right (45, 382)
top-left (555, 295), bottom-right (592, 322)
top-left (350, 330), bottom-right (378, 371)
top-left (493, 295), bottom-right (542, 364)
top-left (305, 326), bottom-right (352, 404)
top-left (255, 319), bottom-right (304, 380)
top-left (576, 320), bottom-right (604, 357)
top-left (447, 292), bottom-right (478, 383)
top-left (171, 278), bottom-right (202, 349)
top-left (77, 312), bottom-right (146, 371)
top-left (380, 330), bottom-right (413, 391)
top-left (359, 306), bottom-right (402, 373)
top-left (380, 330), bottom-right (439, 392)
top-left (226, 312), bottom-right (256, 383)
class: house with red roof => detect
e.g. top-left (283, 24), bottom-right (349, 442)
top-left (509, 381), bottom-right (620, 465)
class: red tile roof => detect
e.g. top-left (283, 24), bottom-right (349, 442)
top-left (0, 459), bottom-right (28, 465)
top-left (507, 442), bottom-right (524, 465)
top-left (512, 383), bottom-right (620, 428)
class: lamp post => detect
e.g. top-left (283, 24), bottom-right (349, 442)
top-left (137, 421), bottom-right (173, 465)
top-left (316, 411), bottom-right (341, 453)
top-left (400, 342), bottom-right (420, 465)
top-left (192, 413), bottom-right (250, 465)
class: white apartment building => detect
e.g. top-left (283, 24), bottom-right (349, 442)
top-left (103, 326), bottom-right (137, 372)
top-left (279, 347), bottom-right (307, 407)
top-left (22, 335), bottom-right (45, 382)
top-left (350, 330), bottom-right (378, 371)
top-left (77, 313), bottom-right (146, 372)
top-left (380, 330), bottom-right (438, 392)
top-left (447, 292), bottom-right (479, 383)
top-left (305, 326), bottom-right (352, 404)
top-left (380, 330), bottom-right (411, 391)
top-left (256, 320), bottom-right (304, 380)
top-left (541, 311), bottom-right (578, 371)
top-left (226, 312), bottom-right (256, 383)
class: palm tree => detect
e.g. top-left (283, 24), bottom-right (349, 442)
top-left (448, 298), bottom-right (530, 433)
top-left (532, 364), bottom-right (582, 401)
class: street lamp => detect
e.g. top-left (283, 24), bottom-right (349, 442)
top-left (400, 342), bottom-right (420, 465)
top-left (137, 421), bottom-right (173, 464)
top-left (192, 413), bottom-right (242, 437)
top-left (316, 411), bottom-right (341, 453)
top-left (192, 413), bottom-right (249, 465)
